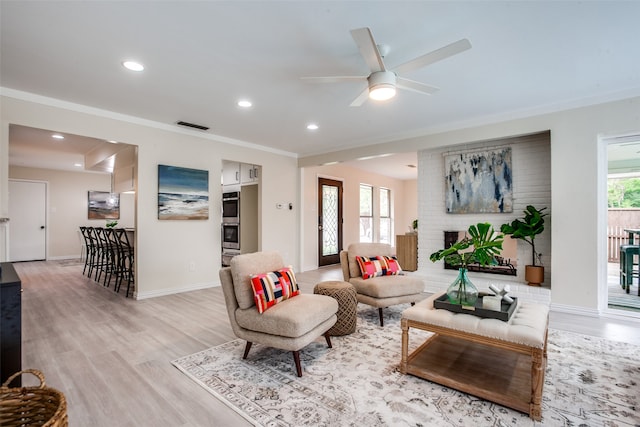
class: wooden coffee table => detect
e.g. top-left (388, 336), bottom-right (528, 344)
top-left (400, 292), bottom-right (549, 421)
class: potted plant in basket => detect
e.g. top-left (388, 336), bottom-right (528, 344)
top-left (500, 205), bottom-right (548, 286)
top-left (430, 222), bottom-right (504, 306)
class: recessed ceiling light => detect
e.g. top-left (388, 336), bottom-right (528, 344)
top-left (237, 100), bottom-right (252, 108)
top-left (122, 61), bottom-right (144, 71)
top-left (107, 140), bottom-right (118, 144)
top-left (52, 134), bottom-right (64, 139)
top-left (73, 163), bottom-right (82, 167)
top-left (306, 123), bottom-right (319, 131)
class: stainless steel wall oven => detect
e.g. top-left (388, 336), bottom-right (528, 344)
top-left (222, 191), bottom-right (240, 224)
top-left (222, 222), bottom-right (240, 250)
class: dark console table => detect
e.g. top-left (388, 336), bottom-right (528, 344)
top-left (1, 262), bottom-right (22, 386)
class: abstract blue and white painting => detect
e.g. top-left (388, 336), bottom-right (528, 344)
top-left (158, 165), bottom-right (209, 220)
top-left (444, 147), bottom-right (512, 213)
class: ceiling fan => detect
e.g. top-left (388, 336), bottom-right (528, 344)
top-left (301, 27), bottom-right (471, 107)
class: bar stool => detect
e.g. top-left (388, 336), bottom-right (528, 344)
top-left (112, 228), bottom-right (135, 297)
top-left (79, 227), bottom-right (94, 276)
top-left (94, 227), bottom-right (117, 287)
top-left (619, 244), bottom-right (639, 292)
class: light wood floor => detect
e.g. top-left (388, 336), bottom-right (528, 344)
top-left (12, 261), bottom-right (640, 426)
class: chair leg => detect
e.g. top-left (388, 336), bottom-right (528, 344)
top-left (243, 342), bottom-right (252, 359)
top-left (378, 308), bottom-right (384, 327)
top-left (324, 332), bottom-right (332, 348)
top-left (292, 351), bottom-right (302, 377)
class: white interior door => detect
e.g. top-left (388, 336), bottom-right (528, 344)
top-left (9, 180), bottom-right (46, 261)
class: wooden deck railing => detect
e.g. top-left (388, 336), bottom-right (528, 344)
top-left (608, 226), bottom-right (630, 262)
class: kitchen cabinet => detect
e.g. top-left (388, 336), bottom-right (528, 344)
top-left (222, 161), bottom-right (240, 185)
top-left (223, 161), bottom-right (260, 186)
top-left (1, 262), bottom-right (22, 386)
top-left (396, 233), bottom-right (418, 271)
top-left (240, 163), bottom-right (260, 185)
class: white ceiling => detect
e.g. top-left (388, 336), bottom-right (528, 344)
top-left (2, 1), bottom-right (640, 180)
top-left (8, 125), bottom-right (138, 174)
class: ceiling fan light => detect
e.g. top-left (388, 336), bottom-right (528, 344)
top-left (369, 84), bottom-right (396, 101)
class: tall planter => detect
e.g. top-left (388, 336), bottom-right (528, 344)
top-left (525, 265), bottom-right (544, 286)
top-left (500, 206), bottom-right (548, 287)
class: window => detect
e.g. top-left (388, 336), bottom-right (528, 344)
top-left (360, 185), bottom-right (393, 243)
top-left (379, 188), bottom-right (391, 244)
top-left (359, 184), bottom-right (373, 242)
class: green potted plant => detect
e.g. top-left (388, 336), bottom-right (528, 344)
top-left (430, 222), bottom-right (504, 306)
top-left (500, 205), bottom-right (548, 286)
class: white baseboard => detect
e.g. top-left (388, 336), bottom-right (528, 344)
top-left (47, 255), bottom-right (82, 261)
top-left (135, 281), bottom-right (220, 300)
top-left (549, 303), bottom-right (600, 317)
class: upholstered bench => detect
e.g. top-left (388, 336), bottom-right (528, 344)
top-left (400, 291), bottom-right (549, 421)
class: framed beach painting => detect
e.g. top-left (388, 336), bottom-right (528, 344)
top-left (158, 164), bottom-right (209, 220)
top-left (88, 191), bottom-right (120, 219)
top-left (444, 147), bottom-right (513, 214)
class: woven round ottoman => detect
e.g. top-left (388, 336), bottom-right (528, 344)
top-left (313, 280), bottom-right (357, 336)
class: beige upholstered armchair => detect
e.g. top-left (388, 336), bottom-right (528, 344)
top-left (340, 243), bottom-right (425, 326)
top-left (219, 251), bottom-right (338, 377)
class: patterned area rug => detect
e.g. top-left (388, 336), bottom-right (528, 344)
top-left (172, 305), bottom-right (640, 426)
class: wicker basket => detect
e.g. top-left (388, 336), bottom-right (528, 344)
top-left (0, 369), bottom-right (68, 427)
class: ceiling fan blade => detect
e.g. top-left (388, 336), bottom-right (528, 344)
top-left (350, 27), bottom-right (386, 73)
top-left (349, 87), bottom-right (370, 107)
top-left (300, 76), bottom-right (367, 84)
top-left (396, 77), bottom-right (439, 95)
top-left (394, 38), bottom-right (471, 75)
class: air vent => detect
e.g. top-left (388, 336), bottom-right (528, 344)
top-left (176, 121), bottom-right (210, 131)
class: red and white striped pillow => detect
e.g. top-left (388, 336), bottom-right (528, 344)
top-left (250, 266), bottom-right (300, 313)
top-left (355, 256), bottom-right (403, 280)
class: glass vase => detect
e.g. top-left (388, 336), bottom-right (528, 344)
top-left (446, 268), bottom-right (478, 307)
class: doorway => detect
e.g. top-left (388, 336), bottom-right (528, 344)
top-left (604, 133), bottom-right (640, 315)
top-left (8, 124), bottom-right (138, 262)
top-left (9, 180), bottom-right (47, 261)
top-left (318, 178), bottom-right (343, 266)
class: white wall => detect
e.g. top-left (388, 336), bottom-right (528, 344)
top-left (1, 93), bottom-right (299, 299)
top-left (401, 179), bottom-right (418, 234)
top-left (417, 132), bottom-right (551, 293)
top-left (300, 162), bottom-right (415, 271)
top-left (9, 166), bottom-right (135, 259)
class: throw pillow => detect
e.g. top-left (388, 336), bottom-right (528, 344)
top-left (250, 266), bottom-right (300, 313)
top-left (356, 255), bottom-right (403, 280)
top-left (382, 256), bottom-right (403, 275)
